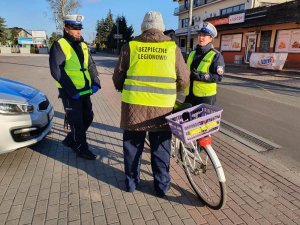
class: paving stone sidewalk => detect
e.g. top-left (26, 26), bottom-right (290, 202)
top-left (0, 64), bottom-right (300, 225)
top-left (226, 64), bottom-right (300, 90)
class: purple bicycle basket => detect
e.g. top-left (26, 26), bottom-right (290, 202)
top-left (165, 103), bottom-right (223, 144)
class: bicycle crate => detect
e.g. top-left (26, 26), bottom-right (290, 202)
top-left (165, 103), bottom-right (223, 144)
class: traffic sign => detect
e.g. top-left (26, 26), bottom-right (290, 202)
top-left (114, 34), bottom-right (123, 39)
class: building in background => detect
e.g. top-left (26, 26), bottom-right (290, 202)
top-left (2, 28), bottom-right (48, 54)
top-left (172, 0), bottom-right (299, 69)
top-left (164, 29), bottom-right (177, 45)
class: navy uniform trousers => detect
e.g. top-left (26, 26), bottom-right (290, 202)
top-left (61, 95), bottom-right (93, 151)
top-left (123, 130), bottom-right (172, 196)
top-left (185, 94), bottom-right (216, 106)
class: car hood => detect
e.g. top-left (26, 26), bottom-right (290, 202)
top-left (0, 78), bottom-right (39, 103)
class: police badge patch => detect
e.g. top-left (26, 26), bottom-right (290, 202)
top-left (217, 66), bottom-right (224, 75)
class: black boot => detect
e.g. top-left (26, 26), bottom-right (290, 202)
top-left (75, 144), bottom-right (97, 160)
top-left (62, 134), bottom-right (76, 149)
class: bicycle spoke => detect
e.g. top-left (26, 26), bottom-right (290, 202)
top-left (180, 141), bottom-right (226, 209)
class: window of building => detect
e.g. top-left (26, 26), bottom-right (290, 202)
top-left (275, 29), bottom-right (300, 53)
top-left (181, 18), bottom-right (189, 28)
top-left (184, 0), bottom-right (188, 8)
top-left (180, 38), bottom-right (186, 48)
top-left (194, 0), bottom-right (205, 7)
top-left (259, 30), bottom-right (272, 52)
top-left (220, 4), bottom-right (245, 15)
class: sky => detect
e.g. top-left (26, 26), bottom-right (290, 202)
top-left (0, 0), bottom-right (179, 42)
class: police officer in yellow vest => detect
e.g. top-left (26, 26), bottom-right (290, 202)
top-left (184, 22), bottom-right (225, 106)
top-left (49, 15), bottom-right (101, 160)
top-left (113, 11), bottom-right (189, 197)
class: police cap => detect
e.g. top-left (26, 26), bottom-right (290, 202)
top-left (198, 22), bottom-right (217, 38)
top-left (64, 15), bottom-right (84, 29)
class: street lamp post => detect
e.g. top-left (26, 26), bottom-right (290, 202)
top-left (186, 0), bottom-right (194, 56)
top-left (173, 0), bottom-right (194, 58)
top-left (116, 19), bottom-right (120, 53)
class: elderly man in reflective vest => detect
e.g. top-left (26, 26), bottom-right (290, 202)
top-left (184, 22), bottom-right (225, 106)
top-left (113, 11), bottom-right (189, 197)
top-left (49, 15), bottom-right (101, 160)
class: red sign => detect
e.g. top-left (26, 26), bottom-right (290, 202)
top-left (209, 18), bottom-right (229, 26)
top-left (229, 13), bottom-right (245, 24)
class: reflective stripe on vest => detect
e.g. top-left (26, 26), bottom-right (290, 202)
top-left (122, 41), bottom-right (177, 107)
top-left (184, 50), bottom-right (196, 96)
top-left (184, 50), bottom-right (217, 97)
top-left (56, 38), bottom-right (92, 90)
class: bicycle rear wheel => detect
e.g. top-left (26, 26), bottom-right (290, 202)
top-left (179, 141), bottom-right (226, 209)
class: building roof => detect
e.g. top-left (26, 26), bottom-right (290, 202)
top-left (8, 27), bottom-right (32, 36)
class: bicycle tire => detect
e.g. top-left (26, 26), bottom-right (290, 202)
top-left (179, 141), bottom-right (226, 209)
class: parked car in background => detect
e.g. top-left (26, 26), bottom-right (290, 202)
top-left (89, 48), bottom-right (96, 54)
top-left (0, 78), bottom-right (54, 154)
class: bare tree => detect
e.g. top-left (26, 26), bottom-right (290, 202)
top-left (46, 0), bottom-right (81, 33)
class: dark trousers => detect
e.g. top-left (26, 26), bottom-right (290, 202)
top-left (123, 130), bottom-right (172, 195)
top-left (61, 95), bottom-right (93, 150)
top-left (185, 94), bottom-right (216, 106)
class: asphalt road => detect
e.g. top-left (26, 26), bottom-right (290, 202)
top-left (218, 77), bottom-right (300, 172)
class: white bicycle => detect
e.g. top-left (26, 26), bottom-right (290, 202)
top-left (165, 102), bottom-right (227, 209)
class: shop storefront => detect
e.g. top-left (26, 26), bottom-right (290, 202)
top-left (206, 0), bottom-right (300, 69)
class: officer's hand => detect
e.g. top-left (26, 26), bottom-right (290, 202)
top-left (191, 68), bottom-right (202, 80)
top-left (72, 93), bottom-right (80, 100)
top-left (91, 85), bottom-right (99, 94)
top-left (203, 73), bottom-right (211, 81)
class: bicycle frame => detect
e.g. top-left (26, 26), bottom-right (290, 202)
top-left (174, 136), bottom-right (226, 183)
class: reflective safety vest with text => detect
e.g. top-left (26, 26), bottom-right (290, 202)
top-left (122, 41), bottom-right (177, 107)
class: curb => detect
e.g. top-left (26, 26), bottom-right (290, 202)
top-left (226, 64), bottom-right (300, 77)
top-left (225, 73), bottom-right (300, 91)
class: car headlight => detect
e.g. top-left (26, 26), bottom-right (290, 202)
top-left (0, 102), bottom-right (34, 114)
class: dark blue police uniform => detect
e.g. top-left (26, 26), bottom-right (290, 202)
top-left (49, 26), bottom-right (101, 160)
top-left (185, 43), bottom-right (225, 106)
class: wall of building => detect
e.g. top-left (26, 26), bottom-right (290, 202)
top-left (215, 22), bottom-right (300, 68)
top-left (176, 0), bottom-right (252, 50)
top-left (174, 0), bottom-right (298, 68)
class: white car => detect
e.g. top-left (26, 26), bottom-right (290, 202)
top-left (0, 78), bottom-right (54, 154)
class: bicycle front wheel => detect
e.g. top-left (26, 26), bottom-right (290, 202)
top-left (179, 141), bottom-right (226, 209)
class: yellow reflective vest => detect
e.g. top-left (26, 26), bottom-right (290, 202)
top-left (56, 38), bottom-right (92, 93)
top-left (184, 49), bottom-right (217, 97)
top-left (122, 41), bottom-right (177, 107)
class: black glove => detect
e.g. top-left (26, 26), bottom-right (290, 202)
top-left (192, 69), bottom-right (212, 81)
top-left (191, 68), bottom-right (202, 80)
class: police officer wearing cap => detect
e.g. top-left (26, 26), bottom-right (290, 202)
top-left (184, 22), bottom-right (225, 106)
top-left (49, 15), bottom-right (101, 160)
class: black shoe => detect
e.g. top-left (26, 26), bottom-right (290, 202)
top-left (77, 149), bottom-right (97, 160)
top-left (62, 136), bottom-right (76, 148)
top-left (155, 185), bottom-right (170, 198)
